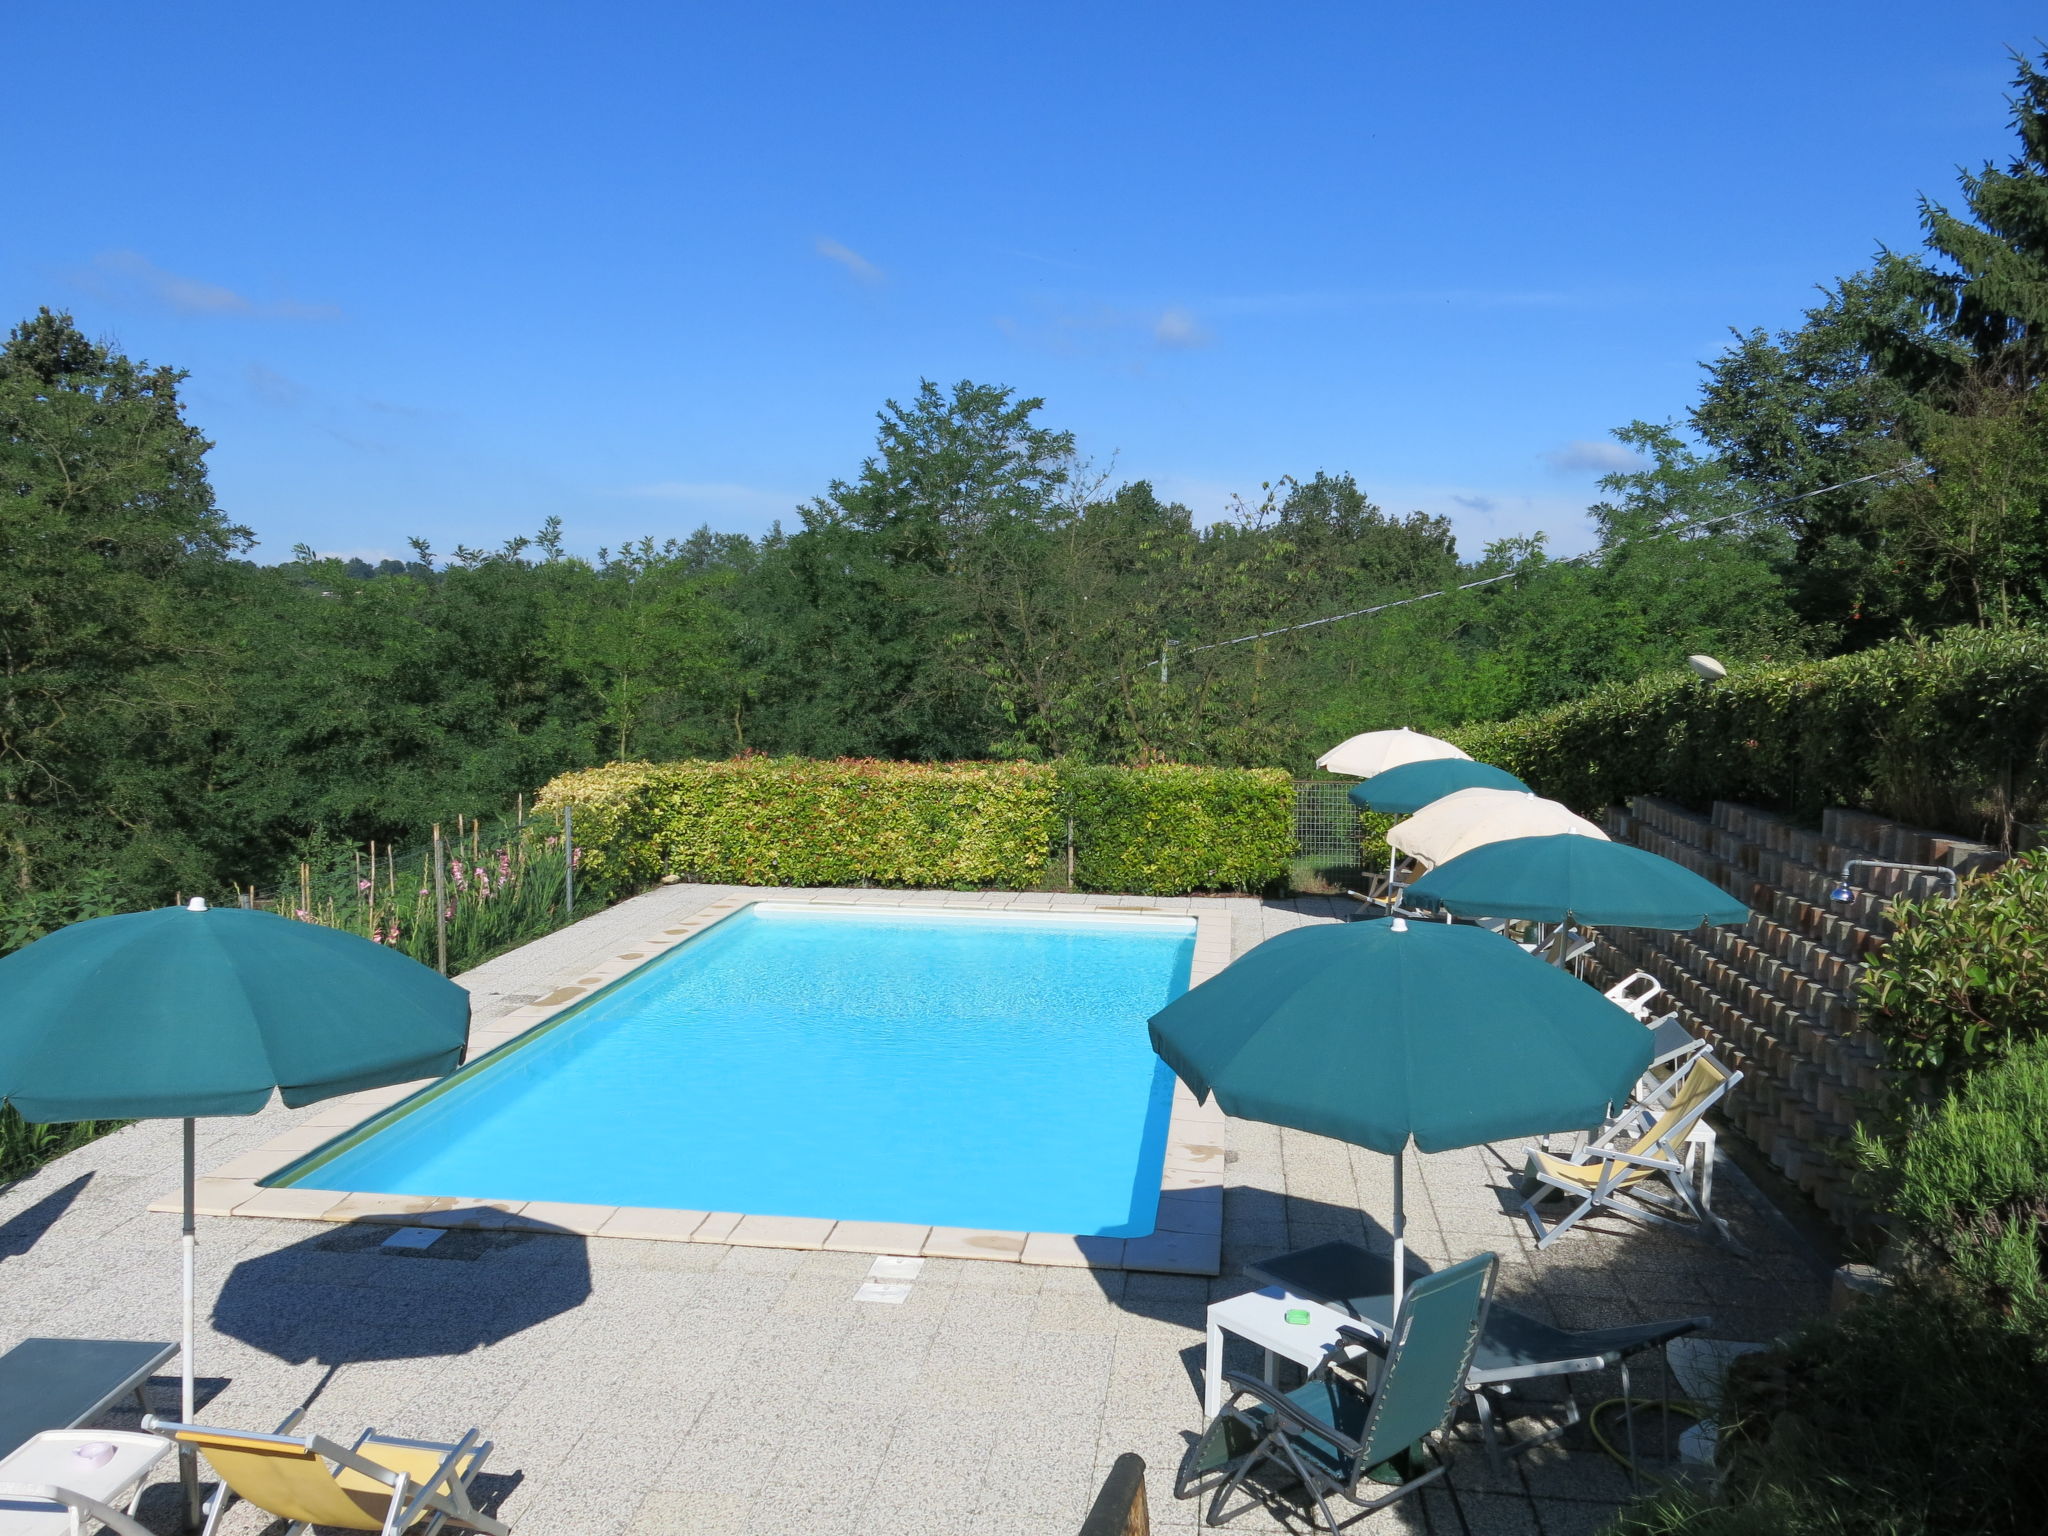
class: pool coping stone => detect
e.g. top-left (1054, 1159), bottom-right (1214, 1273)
top-left (158, 891), bottom-right (1229, 1276)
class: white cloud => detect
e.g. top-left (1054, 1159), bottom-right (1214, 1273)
top-left (1153, 307), bottom-right (1210, 349)
top-left (1451, 493), bottom-right (1496, 513)
top-left (814, 237), bottom-right (884, 285)
top-left (245, 361), bottom-right (305, 405)
top-left (1542, 439), bottom-right (1644, 474)
top-left (76, 251), bottom-right (340, 319)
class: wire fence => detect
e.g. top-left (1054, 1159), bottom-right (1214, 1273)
top-left (1290, 779), bottom-right (1368, 893)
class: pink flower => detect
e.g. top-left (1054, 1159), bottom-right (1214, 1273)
top-left (357, 879), bottom-right (372, 891)
top-left (294, 909), bottom-right (309, 920)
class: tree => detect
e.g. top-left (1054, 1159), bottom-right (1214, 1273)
top-left (0, 309), bottom-right (248, 891)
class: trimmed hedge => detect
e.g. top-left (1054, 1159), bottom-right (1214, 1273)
top-left (1062, 764), bottom-right (1294, 894)
top-left (536, 757), bottom-right (1294, 895)
top-left (1452, 626), bottom-right (2048, 840)
top-left (537, 758), bottom-right (1060, 890)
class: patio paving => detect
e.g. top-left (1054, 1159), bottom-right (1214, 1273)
top-left (0, 883), bottom-right (1827, 1534)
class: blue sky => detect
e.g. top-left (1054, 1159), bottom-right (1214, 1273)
top-left (3, 3), bottom-right (2040, 562)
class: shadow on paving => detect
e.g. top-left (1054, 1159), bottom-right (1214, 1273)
top-left (0, 1173), bottom-right (93, 1262)
top-left (213, 1214), bottom-right (592, 1393)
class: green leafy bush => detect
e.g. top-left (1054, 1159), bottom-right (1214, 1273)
top-left (1454, 626), bottom-right (2048, 840)
top-left (1605, 1276), bottom-right (2048, 1536)
top-left (1859, 856), bottom-right (2048, 1075)
top-left (0, 868), bottom-right (131, 958)
top-left (540, 757), bottom-right (1062, 890)
top-left (538, 756), bottom-right (1297, 895)
top-left (1062, 763), bottom-right (1293, 894)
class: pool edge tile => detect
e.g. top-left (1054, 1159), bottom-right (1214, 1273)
top-left (923, 1227), bottom-right (1027, 1262)
top-left (823, 1220), bottom-right (931, 1255)
top-left (691, 1211), bottom-right (745, 1244)
top-left (727, 1213), bottom-right (835, 1250)
top-left (600, 1206), bottom-right (708, 1241)
top-left (503, 1200), bottom-right (613, 1235)
top-left (231, 1186), bottom-right (351, 1221)
top-left (1122, 1229), bottom-right (1222, 1276)
top-left (1021, 1232), bottom-right (1126, 1269)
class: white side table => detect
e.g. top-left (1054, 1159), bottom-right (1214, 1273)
top-left (0, 1429), bottom-right (171, 1536)
top-left (1202, 1287), bottom-right (1366, 1420)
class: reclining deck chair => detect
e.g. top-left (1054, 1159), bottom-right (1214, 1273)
top-left (1517, 1053), bottom-right (1742, 1250)
top-left (1245, 1239), bottom-right (1707, 1473)
top-left (1176, 1253), bottom-right (1494, 1530)
top-left (143, 1410), bottom-right (508, 1536)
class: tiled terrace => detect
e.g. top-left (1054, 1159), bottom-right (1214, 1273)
top-left (0, 884), bottom-right (1826, 1535)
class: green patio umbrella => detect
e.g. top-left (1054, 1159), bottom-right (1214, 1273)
top-left (1148, 917), bottom-right (1650, 1310)
top-left (1406, 833), bottom-right (1750, 929)
top-left (1346, 759), bottom-right (1531, 816)
top-left (0, 899), bottom-right (468, 1524)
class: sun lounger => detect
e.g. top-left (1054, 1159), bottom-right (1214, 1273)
top-left (1176, 1253), bottom-right (1495, 1530)
top-left (143, 1410), bottom-right (508, 1536)
top-left (1517, 1052), bottom-right (1742, 1249)
top-left (0, 1339), bottom-right (176, 1463)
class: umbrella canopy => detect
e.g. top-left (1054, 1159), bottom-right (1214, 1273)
top-left (1407, 834), bottom-right (1750, 929)
top-left (1387, 788), bottom-right (1607, 869)
top-left (0, 900), bottom-right (468, 1526)
top-left (1348, 759), bottom-right (1531, 816)
top-left (0, 904), bottom-right (469, 1120)
top-left (1149, 918), bottom-right (1649, 1308)
top-left (1315, 727), bottom-right (1469, 780)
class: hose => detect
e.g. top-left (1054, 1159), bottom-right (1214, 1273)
top-left (1587, 1395), bottom-right (1709, 1474)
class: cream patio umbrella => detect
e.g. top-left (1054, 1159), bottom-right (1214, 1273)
top-left (1314, 727), bottom-right (1469, 780)
top-left (1386, 788), bottom-right (1608, 870)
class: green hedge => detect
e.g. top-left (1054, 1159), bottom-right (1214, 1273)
top-left (537, 757), bottom-right (1295, 895)
top-left (1062, 763), bottom-right (1293, 894)
top-left (1452, 626), bottom-right (2048, 839)
top-left (538, 758), bottom-right (1061, 890)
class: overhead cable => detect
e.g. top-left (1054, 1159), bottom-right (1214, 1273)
top-left (1153, 463), bottom-right (1926, 680)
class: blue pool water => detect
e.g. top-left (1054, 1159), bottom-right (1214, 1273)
top-left (286, 904), bottom-right (1196, 1235)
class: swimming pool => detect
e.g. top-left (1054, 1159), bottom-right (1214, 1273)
top-left (277, 903), bottom-right (1197, 1236)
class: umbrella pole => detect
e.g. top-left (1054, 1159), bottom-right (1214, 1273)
top-left (180, 1118), bottom-right (201, 1530)
top-left (1390, 1150), bottom-right (1406, 1318)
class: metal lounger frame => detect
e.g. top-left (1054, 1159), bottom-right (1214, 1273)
top-left (144, 1410), bottom-right (507, 1536)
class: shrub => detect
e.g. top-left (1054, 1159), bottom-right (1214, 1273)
top-left (539, 757), bottom-right (1062, 891)
top-left (1453, 625), bottom-right (2048, 841)
top-left (1062, 763), bottom-right (1293, 894)
top-left (1861, 1038), bottom-right (2048, 1337)
top-left (1859, 856), bottom-right (2048, 1075)
top-left (1605, 1276), bottom-right (2048, 1536)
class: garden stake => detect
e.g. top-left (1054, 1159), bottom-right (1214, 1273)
top-left (433, 823), bottom-right (449, 975)
top-left (564, 802), bottom-right (575, 918)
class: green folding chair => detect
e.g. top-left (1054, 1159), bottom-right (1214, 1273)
top-left (1175, 1252), bottom-right (1495, 1530)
